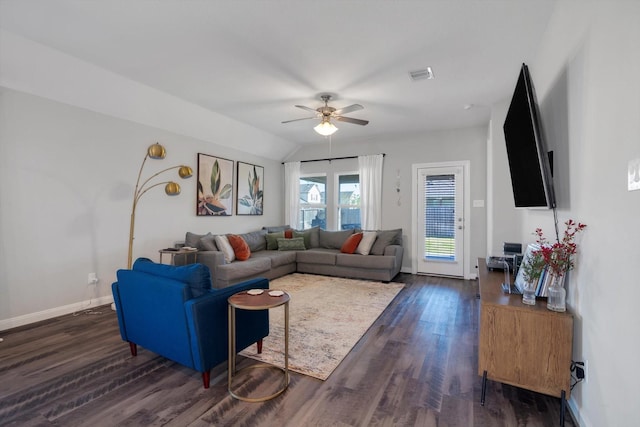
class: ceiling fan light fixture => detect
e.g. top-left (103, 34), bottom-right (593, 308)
top-left (314, 120), bottom-right (338, 136)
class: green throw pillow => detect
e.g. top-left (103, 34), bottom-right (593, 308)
top-left (265, 231), bottom-right (284, 250)
top-left (292, 230), bottom-right (311, 249)
top-left (277, 237), bottom-right (306, 251)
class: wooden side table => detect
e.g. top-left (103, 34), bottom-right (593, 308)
top-left (477, 258), bottom-right (573, 426)
top-left (158, 248), bottom-right (198, 265)
top-left (228, 290), bottom-right (290, 402)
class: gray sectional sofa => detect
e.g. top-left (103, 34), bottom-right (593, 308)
top-left (178, 226), bottom-right (404, 289)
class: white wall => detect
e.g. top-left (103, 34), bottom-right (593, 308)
top-left (487, 2), bottom-right (640, 426)
top-left (0, 87), bottom-right (284, 328)
top-left (0, 30), bottom-right (298, 162)
top-left (286, 127), bottom-right (488, 277)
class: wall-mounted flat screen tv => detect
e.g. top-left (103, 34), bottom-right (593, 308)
top-left (503, 63), bottom-right (556, 209)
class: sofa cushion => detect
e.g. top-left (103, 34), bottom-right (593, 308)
top-left (239, 230), bottom-right (267, 252)
top-left (336, 253), bottom-right (395, 269)
top-left (277, 237), bottom-right (306, 251)
top-left (296, 249), bottom-right (337, 265)
top-left (263, 225), bottom-right (290, 233)
top-left (265, 231), bottom-right (284, 250)
top-left (214, 235), bottom-right (236, 263)
top-left (251, 250), bottom-right (297, 268)
top-left (228, 234), bottom-right (251, 261)
top-left (132, 257), bottom-right (211, 297)
top-left (185, 232), bottom-right (213, 250)
top-left (341, 232), bottom-right (363, 254)
top-left (200, 234), bottom-right (218, 251)
top-left (370, 229), bottom-right (403, 255)
top-left (355, 231), bottom-right (377, 255)
top-left (319, 229), bottom-right (354, 249)
top-left (216, 257), bottom-right (271, 281)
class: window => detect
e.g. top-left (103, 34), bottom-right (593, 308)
top-left (299, 175), bottom-right (326, 229)
top-left (337, 174), bottom-right (360, 230)
top-left (298, 172), bottom-right (361, 231)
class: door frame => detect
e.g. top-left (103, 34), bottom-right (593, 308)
top-left (411, 160), bottom-right (471, 279)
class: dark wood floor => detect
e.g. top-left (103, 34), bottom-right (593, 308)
top-left (0, 274), bottom-right (575, 426)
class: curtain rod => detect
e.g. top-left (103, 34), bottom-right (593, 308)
top-left (282, 153), bottom-right (385, 164)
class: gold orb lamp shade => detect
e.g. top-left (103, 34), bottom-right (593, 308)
top-left (178, 165), bottom-right (193, 178)
top-left (164, 182), bottom-right (181, 195)
top-left (147, 143), bottom-right (166, 159)
top-left (127, 143), bottom-right (192, 269)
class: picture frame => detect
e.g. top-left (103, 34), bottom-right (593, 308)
top-left (236, 161), bottom-right (264, 215)
top-left (197, 153), bottom-right (234, 216)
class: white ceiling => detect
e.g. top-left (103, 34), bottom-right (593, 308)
top-left (0, 0), bottom-right (557, 147)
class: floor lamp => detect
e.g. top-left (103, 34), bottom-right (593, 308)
top-left (127, 143), bottom-right (192, 269)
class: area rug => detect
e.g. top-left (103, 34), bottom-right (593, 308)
top-left (239, 273), bottom-right (404, 380)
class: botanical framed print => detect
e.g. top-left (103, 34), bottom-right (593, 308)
top-left (236, 162), bottom-right (264, 215)
top-left (197, 153), bottom-right (234, 216)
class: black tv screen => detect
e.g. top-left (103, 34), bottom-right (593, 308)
top-left (503, 63), bottom-right (556, 209)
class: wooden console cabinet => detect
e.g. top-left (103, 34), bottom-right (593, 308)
top-left (477, 258), bottom-right (573, 413)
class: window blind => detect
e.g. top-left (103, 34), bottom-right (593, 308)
top-left (424, 174), bottom-right (456, 260)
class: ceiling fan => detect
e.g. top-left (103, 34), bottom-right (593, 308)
top-left (282, 94), bottom-right (369, 136)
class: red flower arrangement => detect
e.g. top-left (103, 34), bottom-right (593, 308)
top-left (533, 219), bottom-right (587, 277)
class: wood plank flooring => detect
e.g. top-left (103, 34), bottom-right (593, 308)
top-left (0, 274), bottom-right (575, 426)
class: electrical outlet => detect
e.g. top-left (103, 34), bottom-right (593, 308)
top-left (88, 273), bottom-right (98, 285)
top-left (575, 360), bottom-right (587, 383)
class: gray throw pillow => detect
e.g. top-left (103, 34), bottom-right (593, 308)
top-left (240, 230), bottom-right (267, 252)
top-left (319, 229), bottom-right (354, 249)
top-left (200, 234), bottom-right (218, 251)
top-left (370, 229), bottom-right (403, 255)
top-left (185, 232), bottom-right (212, 250)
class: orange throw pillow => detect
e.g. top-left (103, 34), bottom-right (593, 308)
top-left (341, 232), bottom-right (363, 254)
top-left (227, 234), bottom-right (251, 261)
top-left (284, 229), bottom-right (294, 239)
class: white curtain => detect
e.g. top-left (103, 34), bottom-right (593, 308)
top-left (284, 161), bottom-right (300, 228)
top-left (358, 154), bottom-right (383, 230)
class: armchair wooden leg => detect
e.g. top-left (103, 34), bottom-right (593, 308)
top-left (257, 339), bottom-right (263, 354)
top-left (202, 371), bottom-right (210, 389)
top-left (129, 342), bottom-right (137, 357)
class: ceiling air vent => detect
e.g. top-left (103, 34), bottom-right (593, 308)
top-left (409, 67), bottom-right (434, 81)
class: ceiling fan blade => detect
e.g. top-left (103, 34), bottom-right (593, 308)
top-left (281, 116), bottom-right (317, 124)
top-left (295, 105), bottom-right (319, 114)
top-left (334, 116), bottom-right (369, 126)
top-left (333, 104), bottom-right (364, 115)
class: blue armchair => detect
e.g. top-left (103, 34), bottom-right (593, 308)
top-left (112, 258), bottom-right (269, 388)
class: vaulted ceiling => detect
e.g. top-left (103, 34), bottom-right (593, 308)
top-left (0, 0), bottom-right (557, 148)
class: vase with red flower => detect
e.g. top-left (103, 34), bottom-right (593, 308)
top-left (533, 219), bottom-right (587, 313)
top-left (547, 272), bottom-right (567, 312)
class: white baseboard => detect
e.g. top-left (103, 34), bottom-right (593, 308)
top-left (568, 396), bottom-right (589, 427)
top-left (0, 295), bottom-right (114, 332)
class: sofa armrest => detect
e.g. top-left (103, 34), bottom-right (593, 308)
top-left (174, 250), bottom-right (225, 288)
top-left (384, 244), bottom-right (404, 269)
top-left (194, 251), bottom-right (226, 271)
top-left (184, 277), bottom-right (270, 371)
